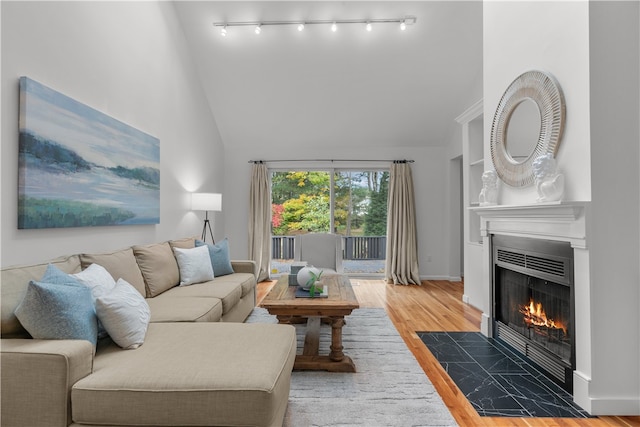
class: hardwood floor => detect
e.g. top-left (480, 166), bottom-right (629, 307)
top-left (256, 278), bottom-right (640, 427)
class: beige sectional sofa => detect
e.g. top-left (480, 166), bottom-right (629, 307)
top-left (1, 238), bottom-right (297, 427)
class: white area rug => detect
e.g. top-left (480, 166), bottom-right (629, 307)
top-left (246, 307), bottom-right (458, 427)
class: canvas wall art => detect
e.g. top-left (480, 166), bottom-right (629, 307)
top-left (18, 77), bottom-right (160, 229)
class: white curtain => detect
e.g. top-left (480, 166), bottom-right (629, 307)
top-left (248, 162), bottom-right (271, 282)
top-left (385, 162), bottom-right (421, 285)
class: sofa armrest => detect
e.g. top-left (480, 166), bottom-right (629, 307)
top-left (231, 260), bottom-right (257, 277)
top-left (1, 339), bottom-right (94, 427)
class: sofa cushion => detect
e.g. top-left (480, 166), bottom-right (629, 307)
top-left (15, 274), bottom-right (98, 347)
top-left (161, 279), bottom-right (242, 314)
top-left (96, 279), bottom-right (150, 349)
top-left (173, 246), bottom-right (214, 286)
top-left (195, 238), bottom-right (234, 276)
top-left (72, 322), bottom-right (296, 427)
top-left (209, 272), bottom-right (256, 299)
top-left (146, 295), bottom-right (223, 322)
top-left (80, 248), bottom-right (146, 297)
top-left (168, 236), bottom-right (196, 250)
top-left (132, 242), bottom-right (179, 297)
top-left (1, 255), bottom-right (81, 338)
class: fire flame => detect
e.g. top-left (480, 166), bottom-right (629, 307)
top-left (519, 299), bottom-right (566, 334)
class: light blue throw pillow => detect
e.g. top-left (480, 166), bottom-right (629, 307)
top-left (195, 238), bottom-right (234, 277)
top-left (15, 264), bottom-right (98, 346)
top-left (41, 263), bottom-right (82, 285)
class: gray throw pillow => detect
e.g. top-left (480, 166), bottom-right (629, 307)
top-left (195, 238), bottom-right (234, 277)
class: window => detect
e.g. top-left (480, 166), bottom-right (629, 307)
top-left (271, 169), bottom-right (388, 276)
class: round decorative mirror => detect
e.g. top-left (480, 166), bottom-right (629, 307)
top-left (505, 98), bottom-right (541, 164)
top-left (490, 70), bottom-right (565, 187)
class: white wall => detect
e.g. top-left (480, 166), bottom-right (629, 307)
top-left (223, 145), bottom-right (450, 279)
top-left (1, 1), bottom-right (224, 266)
top-left (587, 1), bottom-right (639, 414)
top-left (483, 0), bottom-right (591, 205)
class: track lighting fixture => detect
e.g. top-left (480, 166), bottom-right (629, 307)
top-left (213, 16), bottom-right (416, 36)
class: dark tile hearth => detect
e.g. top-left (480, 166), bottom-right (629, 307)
top-left (417, 331), bottom-right (592, 418)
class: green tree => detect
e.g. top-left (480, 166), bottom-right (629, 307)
top-left (364, 171), bottom-right (389, 236)
top-left (299, 195), bottom-right (330, 232)
top-left (271, 171), bottom-right (329, 204)
top-left (334, 172), bottom-right (369, 236)
top-left (271, 171), bottom-right (331, 235)
top-left (277, 194), bottom-right (329, 234)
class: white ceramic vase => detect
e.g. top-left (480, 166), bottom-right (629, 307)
top-left (297, 266), bottom-right (321, 290)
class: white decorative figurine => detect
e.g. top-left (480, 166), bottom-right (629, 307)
top-left (532, 153), bottom-right (564, 202)
top-left (479, 170), bottom-right (498, 206)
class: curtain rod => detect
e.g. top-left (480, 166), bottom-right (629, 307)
top-left (248, 159), bottom-right (414, 164)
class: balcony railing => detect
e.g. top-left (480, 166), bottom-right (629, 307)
top-left (272, 236), bottom-right (296, 260)
top-left (272, 235), bottom-right (386, 260)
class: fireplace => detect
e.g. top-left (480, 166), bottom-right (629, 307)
top-left (492, 235), bottom-right (575, 392)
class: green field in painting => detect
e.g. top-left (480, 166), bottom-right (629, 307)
top-left (18, 196), bottom-right (136, 229)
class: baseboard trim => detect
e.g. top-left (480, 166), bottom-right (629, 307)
top-left (481, 313), bottom-right (491, 336)
top-left (573, 371), bottom-right (640, 415)
top-left (590, 397), bottom-right (640, 416)
top-left (419, 275), bottom-right (459, 281)
top-left (573, 370), bottom-right (592, 413)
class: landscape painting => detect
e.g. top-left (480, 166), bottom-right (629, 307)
top-left (18, 77), bottom-right (160, 229)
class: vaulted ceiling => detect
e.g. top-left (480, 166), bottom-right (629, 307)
top-left (173, 1), bottom-right (483, 150)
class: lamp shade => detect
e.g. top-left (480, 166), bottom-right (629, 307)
top-left (191, 193), bottom-right (222, 211)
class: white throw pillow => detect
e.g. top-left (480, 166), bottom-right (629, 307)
top-left (173, 245), bottom-right (214, 286)
top-left (72, 263), bottom-right (116, 299)
top-left (73, 263), bottom-right (117, 338)
top-left (96, 278), bottom-right (150, 350)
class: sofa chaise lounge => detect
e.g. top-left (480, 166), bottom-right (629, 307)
top-left (1, 238), bottom-right (297, 427)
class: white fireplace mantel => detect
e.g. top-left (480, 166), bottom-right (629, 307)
top-left (469, 200), bottom-right (594, 412)
top-left (470, 201), bottom-right (589, 249)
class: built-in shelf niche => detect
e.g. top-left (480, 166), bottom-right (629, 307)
top-left (456, 99), bottom-right (484, 317)
top-left (461, 101), bottom-right (484, 244)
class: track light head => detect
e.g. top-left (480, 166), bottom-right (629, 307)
top-left (400, 20), bottom-right (407, 31)
top-left (366, 22), bottom-right (372, 32)
top-left (331, 22), bottom-right (337, 32)
top-left (221, 25), bottom-right (227, 37)
top-left (255, 24), bottom-right (262, 35)
top-left (297, 23), bottom-right (305, 31)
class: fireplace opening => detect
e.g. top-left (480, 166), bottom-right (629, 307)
top-left (492, 235), bottom-right (575, 392)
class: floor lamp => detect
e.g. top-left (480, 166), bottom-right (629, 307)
top-left (191, 193), bottom-right (222, 243)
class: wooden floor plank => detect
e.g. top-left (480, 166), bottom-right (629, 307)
top-left (256, 278), bottom-right (639, 427)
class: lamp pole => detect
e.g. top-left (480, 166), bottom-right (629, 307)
top-left (201, 211), bottom-right (215, 243)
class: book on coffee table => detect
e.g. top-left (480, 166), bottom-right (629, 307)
top-left (295, 285), bottom-right (328, 298)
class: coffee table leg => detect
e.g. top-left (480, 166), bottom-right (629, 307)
top-left (293, 315), bottom-right (356, 373)
top-left (303, 317), bottom-right (321, 356)
top-left (276, 315), bottom-right (290, 324)
top-left (329, 317), bottom-right (345, 361)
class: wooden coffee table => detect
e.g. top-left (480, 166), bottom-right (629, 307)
top-left (261, 274), bottom-right (360, 372)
